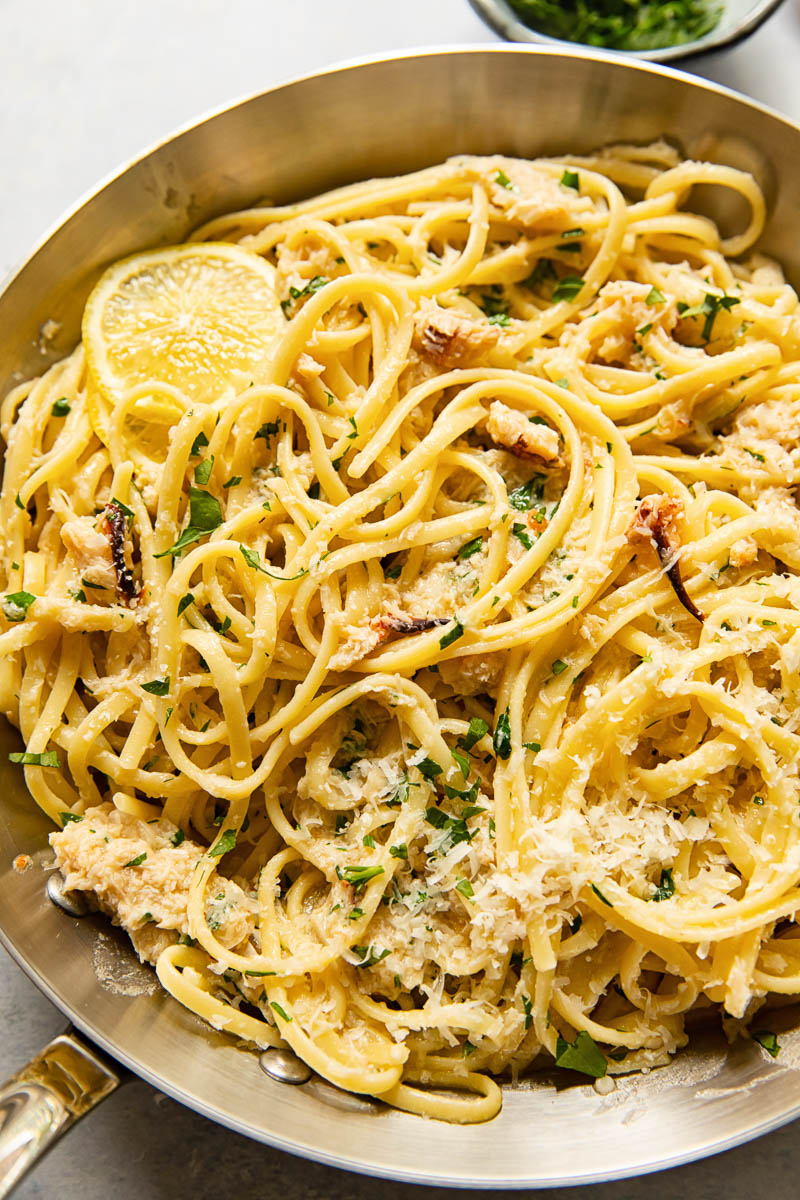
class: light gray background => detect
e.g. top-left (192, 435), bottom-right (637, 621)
top-left (3, 1), bottom-right (800, 1195)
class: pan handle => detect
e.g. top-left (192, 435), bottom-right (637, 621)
top-left (0, 1030), bottom-right (120, 1198)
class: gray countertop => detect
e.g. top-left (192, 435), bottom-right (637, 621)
top-left (2, 1), bottom-right (800, 1195)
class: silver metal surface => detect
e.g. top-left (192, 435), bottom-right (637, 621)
top-left (0, 1033), bottom-right (119, 1198)
top-left (259, 1050), bottom-right (313, 1086)
top-left (467, 0), bottom-right (787, 61)
top-left (45, 874), bottom-right (89, 919)
top-left (2, 46), bottom-right (800, 1189)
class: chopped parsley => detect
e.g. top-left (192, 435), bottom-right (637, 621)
top-left (239, 544), bottom-right (307, 582)
top-left (677, 291), bottom-right (740, 341)
top-left (555, 1030), bottom-right (607, 1078)
top-left (59, 811), bottom-right (83, 823)
top-left (337, 864), bottom-right (384, 889)
top-left (493, 708), bottom-right (512, 760)
top-left (190, 431), bottom-right (209, 457)
top-left (2, 591), bottom-right (36, 622)
top-left (646, 286), bottom-right (666, 305)
top-left (425, 806), bottom-right (477, 851)
top-left (177, 593), bottom-right (194, 616)
top-left (552, 659), bottom-right (568, 675)
top-left (590, 883), bottom-right (613, 907)
top-left (154, 487), bottom-right (223, 558)
top-left (508, 476), bottom-right (544, 511)
top-left (560, 169), bottom-right (580, 191)
top-left (298, 275), bottom-right (329, 296)
top-left (439, 620), bottom-right (464, 649)
top-left (455, 878), bottom-right (475, 899)
top-left (458, 536), bottom-right (483, 560)
top-left (459, 717), bottom-right (489, 752)
top-left (525, 259), bottom-right (557, 289)
top-left (171, 829), bottom-right (185, 847)
top-left (193, 456), bottom-right (214, 485)
top-left (352, 945), bottom-right (390, 968)
top-left (141, 677), bottom-right (170, 696)
top-left (512, 522), bottom-right (533, 550)
top-left (495, 169), bottom-right (514, 189)
top-left (123, 853), bottom-right (147, 868)
top-left (551, 276), bottom-right (585, 303)
top-left (9, 750), bottom-right (59, 767)
top-left (384, 773), bottom-right (416, 808)
top-left (416, 757), bottom-right (443, 781)
top-left (51, 398), bottom-right (71, 417)
top-left (650, 868), bottom-right (675, 902)
top-left (752, 1029), bottom-right (780, 1058)
top-left (255, 420), bottom-right (280, 447)
top-left (451, 747), bottom-right (470, 779)
top-left (507, 0), bottom-right (721, 51)
top-left (209, 828), bottom-right (237, 858)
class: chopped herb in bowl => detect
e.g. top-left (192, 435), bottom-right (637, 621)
top-left (507, 0), bottom-right (723, 50)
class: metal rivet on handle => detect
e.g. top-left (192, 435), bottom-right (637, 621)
top-left (46, 873), bottom-right (89, 917)
top-left (259, 1048), bottom-right (312, 1085)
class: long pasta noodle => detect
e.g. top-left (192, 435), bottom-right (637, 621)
top-left (4, 142), bottom-right (800, 1121)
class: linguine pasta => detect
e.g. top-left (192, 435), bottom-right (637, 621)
top-left (3, 142), bottom-right (800, 1122)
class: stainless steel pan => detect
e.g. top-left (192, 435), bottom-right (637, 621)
top-left (2, 45), bottom-right (800, 1194)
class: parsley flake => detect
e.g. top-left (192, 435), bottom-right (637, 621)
top-left (555, 1030), bottom-right (607, 1078)
top-left (141, 677), bottom-right (170, 696)
top-left (9, 750), bottom-right (60, 767)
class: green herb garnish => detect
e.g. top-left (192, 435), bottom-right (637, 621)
top-left (10, 750), bottom-right (60, 767)
top-left (650, 867), bottom-right (675, 901)
top-left (439, 620), bottom-right (464, 649)
top-left (493, 708), bottom-right (512, 760)
top-left (552, 276), bottom-right (585, 303)
top-left (2, 592), bottom-right (36, 622)
top-left (752, 1029), bottom-right (780, 1058)
top-left (337, 864), bottom-right (384, 889)
top-left (154, 488), bottom-right (222, 558)
top-left (352, 945), bottom-right (391, 968)
top-left (458, 536), bottom-right (483, 560)
top-left (209, 828), bottom-right (237, 858)
top-left (507, 0), bottom-right (721, 51)
top-left (508, 476), bottom-right (544, 511)
top-left (417, 757), bottom-right (443, 781)
top-left (555, 1030), bottom-right (608, 1078)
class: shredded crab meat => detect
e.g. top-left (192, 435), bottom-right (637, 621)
top-left (50, 805), bottom-right (254, 962)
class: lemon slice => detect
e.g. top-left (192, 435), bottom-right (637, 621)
top-left (83, 242), bottom-right (284, 443)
